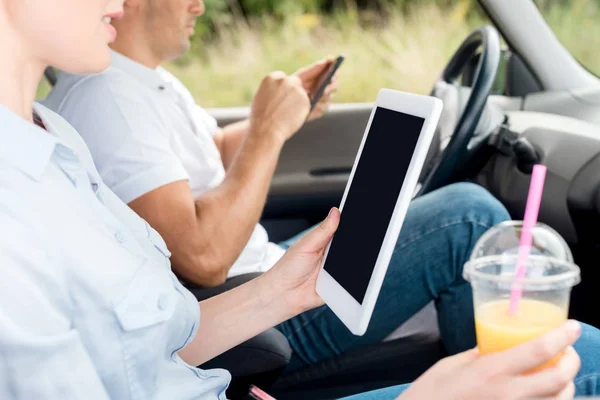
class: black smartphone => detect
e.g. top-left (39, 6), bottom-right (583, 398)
top-left (309, 55), bottom-right (344, 112)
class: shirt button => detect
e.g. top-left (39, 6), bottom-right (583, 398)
top-left (114, 232), bottom-right (125, 243)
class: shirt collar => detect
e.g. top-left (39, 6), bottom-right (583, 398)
top-left (110, 50), bottom-right (167, 92)
top-left (0, 104), bottom-right (58, 181)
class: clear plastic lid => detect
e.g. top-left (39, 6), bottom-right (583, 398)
top-left (464, 254), bottom-right (580, 291)
top-left (469, 221), bottom-right (573, 263)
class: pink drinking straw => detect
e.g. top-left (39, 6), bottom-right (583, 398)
top-left (509, 164), bottom-right (548, 314)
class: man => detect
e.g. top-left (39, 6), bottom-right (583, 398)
top-left (45, 0), bottom-right (510, 370)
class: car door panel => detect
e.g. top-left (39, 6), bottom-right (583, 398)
top-left (478, 110), bottom-right (600, 243)
top-left (477, 110), bottom-right (600, 328)
top-left (210, 103), bottom-right (373, 241)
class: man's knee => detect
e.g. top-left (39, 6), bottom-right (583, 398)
top-left (430, 182), bottom-right (510, 228)
top-left (573, 323), bottom-right (600, 396)
top-left (574, 323), bottom-right (600, 361)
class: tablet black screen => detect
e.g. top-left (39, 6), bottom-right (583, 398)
top-left (323, 107), bottom-right (425, 304)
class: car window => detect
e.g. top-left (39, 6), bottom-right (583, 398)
top-left (36, 1), bottom-right (495, 105)
top-left (534, 0), bottom-right (600, 76)
top-left (171, 1), bottom-right (496, 107)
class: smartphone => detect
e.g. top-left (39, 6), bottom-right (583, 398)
top-left (309, 55), bottom-right (344, 112)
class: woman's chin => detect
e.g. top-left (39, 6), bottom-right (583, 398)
top-left (56, 50), bottom-right (111, 75)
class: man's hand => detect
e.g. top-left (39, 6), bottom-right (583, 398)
top-left (295, 57), bottom-right (340, 121)
top-left (398, 320), bottom-right (582, 400)
top-left (250, 71), bottom-right (311, 143)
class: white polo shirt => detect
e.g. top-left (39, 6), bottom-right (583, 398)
top-left (44, 51), bottom-right (285, 278)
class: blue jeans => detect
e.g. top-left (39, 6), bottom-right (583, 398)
top-left (276, 182), bottom-right (510, 369)
top-left (341, 322), bottom-right (600, 399)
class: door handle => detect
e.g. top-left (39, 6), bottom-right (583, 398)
top-left (310, 167), bottom-right (352, 176)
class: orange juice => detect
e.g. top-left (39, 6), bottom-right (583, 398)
top-left (475, 298), bottom-right (567, 371)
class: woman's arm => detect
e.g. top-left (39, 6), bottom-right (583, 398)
top-left (179, 208), bottom-right (339, 366)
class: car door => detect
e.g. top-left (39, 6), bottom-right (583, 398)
top-left (210, 104), bottom-right (373, 242)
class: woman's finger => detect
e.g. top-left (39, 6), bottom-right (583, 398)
top-left (553, 381), bottom-right (575, 399)
top-left (294, 208), bottom-right (340, 253)
top-left (505, 346), bottom-right (580, 399)
top-left (487, 320), bottom-right (581, 375)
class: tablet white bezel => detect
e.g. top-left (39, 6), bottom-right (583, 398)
top-left (316, 89), bottom-right (443, 336)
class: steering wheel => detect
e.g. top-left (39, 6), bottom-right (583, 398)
top-left (418, 26), bottom-right (501, 196)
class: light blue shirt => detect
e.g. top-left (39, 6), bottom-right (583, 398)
top-left (44, 51), bottom-right (285, 279)
top-left (0, 104), bottom-right (230, 399)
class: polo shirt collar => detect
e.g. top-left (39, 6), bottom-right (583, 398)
top-left (110, 50), bottom-right (167, 92)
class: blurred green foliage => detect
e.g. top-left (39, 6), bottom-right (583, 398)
top-left (36, 0), bottom-right (600, 106)
top-left (194, 0), bottom-right (481, 40)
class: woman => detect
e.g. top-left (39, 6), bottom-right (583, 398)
top-left (0, 0), bottom-right (598, 399)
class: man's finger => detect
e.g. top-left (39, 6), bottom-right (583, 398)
top-left (295, 57), bottom-right (334, 81)
top-left (268, 70), bottom-right (287, 81)
top-left (324, 83), bottom-right (338, 97)
top-left (317, 92), bottom-right (332, 104)
top-left (287, 74), bottom-right (304, 88)
top-left (490, 321), bottom-right (581, 375)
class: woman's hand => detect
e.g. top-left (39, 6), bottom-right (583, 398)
top-left (262, 208), bottom-right (340, 315)
top-left (398, 320), bottom-right (582, 400)
top-left (182, 209), bottom-right (339, 366)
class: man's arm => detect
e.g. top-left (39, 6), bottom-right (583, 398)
top-left (213, 120), bottom-right (250, 170)
top-left (130, 72), bottom-right (310, 287)
top-left (130, 127), bottom-right (283, 287)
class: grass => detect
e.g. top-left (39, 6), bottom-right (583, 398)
top-left (537, 0), bottom-right (600, 76)
top-left (36, 1), bottom-right (600, 105)
top-left (166, 3), bottom-right (484, 107)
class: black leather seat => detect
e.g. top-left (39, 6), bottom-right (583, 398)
top-left (190, 275), bottom-right (445, 400)
top-left (271, 304), bottom-right (445, 399)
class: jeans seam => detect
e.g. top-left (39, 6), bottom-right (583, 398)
top-left (575, 372), bottom-right (600, 385)
top-left (394, 218), bottom-right (494, 253)
top-left (286, 306), bottom-right (329, 337)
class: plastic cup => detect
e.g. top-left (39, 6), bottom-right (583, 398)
top-left (469, 221), bottom-right (574, 263)
top-left (463, 255), bottom-right (580, 371)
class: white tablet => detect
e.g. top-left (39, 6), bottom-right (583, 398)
top-left (316, 89), bottom-right (443, 336)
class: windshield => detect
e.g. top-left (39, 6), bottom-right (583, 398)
top-left (534, 0), bottom-right (600, 76)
